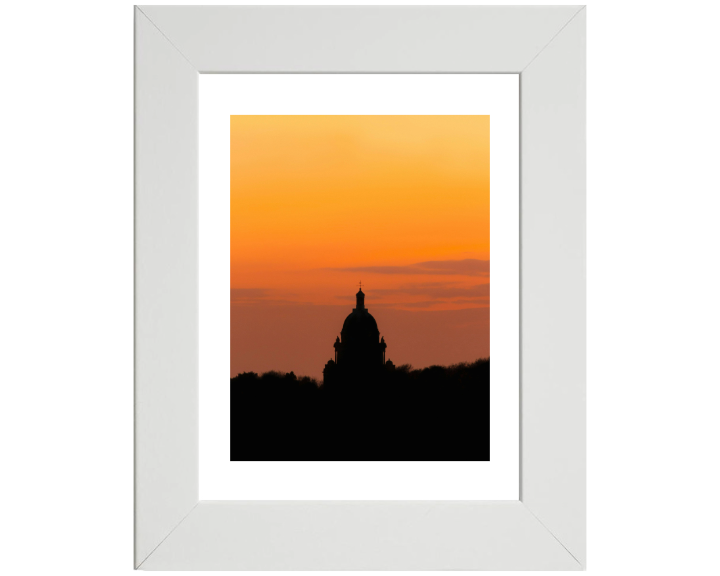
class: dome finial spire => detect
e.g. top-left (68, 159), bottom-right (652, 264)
top-left (356, 282), bottom-right (365, 310)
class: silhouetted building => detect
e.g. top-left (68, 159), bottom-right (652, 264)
top-left (323, 288), bottom-right (393, 384)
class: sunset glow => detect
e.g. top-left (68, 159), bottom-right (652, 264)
top-left (231, 115), bottom-right (490, 378)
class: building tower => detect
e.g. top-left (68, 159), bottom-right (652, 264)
top-left (323, 288), bottom-right (393, 385)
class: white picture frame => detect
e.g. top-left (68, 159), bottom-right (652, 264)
top-left (134, 5), bottom-right (586, 571)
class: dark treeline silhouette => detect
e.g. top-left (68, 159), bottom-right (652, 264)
top-left (230, 358), bottom-right (489, 461)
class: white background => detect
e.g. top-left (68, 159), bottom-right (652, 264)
top-left (1, 0), bottom-right (719, 574)
top-left (199, 74), bottom-right (519, 500)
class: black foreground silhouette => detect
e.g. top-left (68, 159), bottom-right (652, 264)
top-left (230, 289), bottom-right (489, 461)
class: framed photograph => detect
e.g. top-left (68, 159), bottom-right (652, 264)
top-left (135, 5), bottom-right (585, 570)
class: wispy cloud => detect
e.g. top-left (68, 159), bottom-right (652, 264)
top-left (372, 282), bottom-right (490, 299)
top-left (231, 288), bottom-right (311, 306)
top-left (340, 281), bottom-right (490, 310)
top-left (377, 297), bottom-right (489, 309)
top-left (324, 259), bottom-right (489, 277)
top-left (231, 288), bottom-right (270, 300)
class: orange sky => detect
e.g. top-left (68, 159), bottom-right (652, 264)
top-left (231, 115), bottom-right (489, 379)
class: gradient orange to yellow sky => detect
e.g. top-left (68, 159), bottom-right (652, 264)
top-left (231, 115), bottom-right (489, 379)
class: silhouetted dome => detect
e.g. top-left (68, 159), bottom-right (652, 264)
top-left (342, 308), bottom-right (379, 336)
top-left (324, 288), bottom-right (388, 382)
top-left (340, 288), bottom-right (380, 342)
